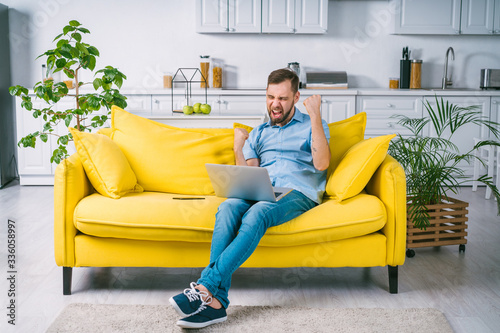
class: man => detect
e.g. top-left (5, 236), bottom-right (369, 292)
top-left (169, 68), bottom-right (331, 329)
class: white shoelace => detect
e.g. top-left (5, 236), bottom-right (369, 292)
top-left (183, 282), bottom-right (212, 316)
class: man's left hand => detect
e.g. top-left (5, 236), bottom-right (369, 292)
top-left (303, 95), bottom-right (322, 119)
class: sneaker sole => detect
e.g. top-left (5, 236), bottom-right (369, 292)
top-left (176, 315), bottom-right (227, 329)
top-left (169, 296), bottom-right (192, 317)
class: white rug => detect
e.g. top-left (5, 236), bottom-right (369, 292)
top-left (46, 303), bottom-right (453, 333)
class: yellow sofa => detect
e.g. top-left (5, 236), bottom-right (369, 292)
top-left (54, 106), bottom-right (406, 295)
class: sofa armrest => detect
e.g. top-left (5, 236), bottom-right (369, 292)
top-left (365, 155), bottom-right (406, 266)
top-left (54, 153), bottom-right (93, 267)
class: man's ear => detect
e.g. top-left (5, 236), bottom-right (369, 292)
top-left (294, 91), bottom-right (300, 104)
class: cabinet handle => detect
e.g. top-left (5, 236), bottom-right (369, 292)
top-left (321, 99), bottom-right (328, 103)
top-left (230, 28), bottom-right (235, 32)
top-left (290, 28), bottom-right (296, 33)
top-left (490, 30), bottom-right (495, 34)
top-left (493, 100), bottom-right (498, 104)
top-left (387, 122), bottom-right (395, 128)
top-left (455, 30), bottom-right (460, 34)
top-left (154, 99), bottom-right (159, 104)
top-left (387, 103), bottom-right (394, 108)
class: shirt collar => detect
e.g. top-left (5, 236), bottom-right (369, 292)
top-left (265, 107), bottom-right (304, 128)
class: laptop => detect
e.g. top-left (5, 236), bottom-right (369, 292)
top-left (205, 163), bottom-right (293, 202)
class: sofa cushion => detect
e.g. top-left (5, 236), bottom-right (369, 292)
top-left (68, 127), bottom-right (143, 199)
top-left (74, 192), bottom-right (386, 246)
top-left (325, 112), bottom-right (366, 193)
top-left (326, 134), bottom-right (396, 202)
top-left (110, 106), bottom-right (235, 195)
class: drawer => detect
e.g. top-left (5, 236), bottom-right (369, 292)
top-left (358, 96), bottom-right (422, 114)
top-left (123, 95), bottom-right (152, 114)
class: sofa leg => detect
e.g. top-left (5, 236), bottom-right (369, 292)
top-left (388, 265), bottom-right (398, 294)
top-left (63, 267), bottom-right (72, 295)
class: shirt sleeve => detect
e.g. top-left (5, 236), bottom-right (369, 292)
top-left (242, 127), bottom-right (259, 160)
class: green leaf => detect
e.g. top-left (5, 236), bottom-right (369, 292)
top-left (40, 134), bottom-right (48, 143)
top-left (63, 25), bottom-right (74, 35)
top-left (93, 78), bottom-right (102, 90)
top-left (71, 32), bottom-right (82, 42)
top-left (64, 115), bottom-right (73, 127)
top-left (77, 27), bottom-right (90, 34)
top-left (52, 33), bottom-right (63, 42)
top-left (76, 42), bottom-right (89, 55)
top-left (87, 46), bottom-right (100, 56)
top-left (9, 86), bottom-right (19, 96)
top-left (56, 39), bottom-right (69, 48)
top-left (56, 58), bottom-right (67, 69)
top-left (69, 20), bottom-right (81, 27)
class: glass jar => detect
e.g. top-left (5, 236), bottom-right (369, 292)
top-left (410, 60), bottom-right (422, 89)
top-left (212, 59), bottom-right (223, 89)
top-left (389, 77), bottom-right (399, 89)
top-left (42, 64), bottom-right (54, 83)
top-left (200, 55), bottom-right (210, 88)
top-left (163, 72), bottom-right (173, 89)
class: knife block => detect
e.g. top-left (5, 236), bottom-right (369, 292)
top-left (400, 60), bottom-right (411, 89)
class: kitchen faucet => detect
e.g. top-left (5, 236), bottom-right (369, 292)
top-left (442, 47), bottom-right (455, 89)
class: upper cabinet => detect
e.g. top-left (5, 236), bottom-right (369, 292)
top-left (394, 0), bottom-right (462, 34)
top-left (197, 0), bottom-right (328, 34)
top-left (196, 0), bottom-right (261, 33)
top-left (461, 0), bottom-right (500, 34)
top-left (394, 0), bottom-right (500, 35)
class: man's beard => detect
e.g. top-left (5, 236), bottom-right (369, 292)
top-left (268, 105), bottom-right (294, 126)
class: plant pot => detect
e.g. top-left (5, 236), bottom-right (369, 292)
top-left (406, 196), bottom-right (468, 258)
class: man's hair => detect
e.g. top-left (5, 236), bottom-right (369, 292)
top-left (267, 68), bottom-right (299, 94)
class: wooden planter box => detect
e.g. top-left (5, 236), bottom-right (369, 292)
top-left (406, 197), bottom-right (468, 257)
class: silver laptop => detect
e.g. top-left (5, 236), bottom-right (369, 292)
top-left (205, 163), bottom-right (293, 202)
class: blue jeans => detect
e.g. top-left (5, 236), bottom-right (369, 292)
top-left (197, 190), bottom-right (317, 308)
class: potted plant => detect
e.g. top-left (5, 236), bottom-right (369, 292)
top-left (9, 20), bottom-right (127, 164)
top-left (388, 96), bottom-right (500, 257)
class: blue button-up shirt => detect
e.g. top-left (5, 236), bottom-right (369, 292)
top-left (242, 108), bottom-right (330, 204)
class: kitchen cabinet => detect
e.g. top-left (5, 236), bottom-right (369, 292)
top-left (394, 0), bottom-right (500, 34)
top-left (216, 95), bottom-right (266, 115)
top-left (197, 0), bottom-right (328, 34)
top-left (394, 0), bottom-right (461, 34)
top-left (356, 96), bottom-right (423, 138)
top-left (196, 0), bottom-right (262, 33)
top-left (489, 97), bottom-right (500, 135)
top-left (298, 94), bottom-right (355, 123)
top-left (123, 95), bottom-right (152, 115)
top-left (262, 0), bottom-right (328, 34)
top-left (461, 0), bottom-right (500, 34)
top-left (424, 96), bottom-right (490, 177)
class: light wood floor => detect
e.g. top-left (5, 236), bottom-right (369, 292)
top-left (1, 181), bottom-right (499, 333)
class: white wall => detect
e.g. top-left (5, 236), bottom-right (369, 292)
top-left (3, 0), bottom-right (500, 90)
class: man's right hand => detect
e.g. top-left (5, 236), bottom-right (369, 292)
top-left (234, 128), bottom-right (249, 151)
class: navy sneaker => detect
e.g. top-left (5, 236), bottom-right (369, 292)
top-left (176, 305), bottom-right (227, 329)
top-left (169, 282), bottom-right (212, 317)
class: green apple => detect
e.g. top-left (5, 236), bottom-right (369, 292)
top-left (182, 105), bottom-right (194, 115)
top-left (200, 104), bottom-right (211, 114)
top-left (193, 103), bottom-right (202, 113)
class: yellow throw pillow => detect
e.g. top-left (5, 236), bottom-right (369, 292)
top-left (69, 127), bottom-right (143, 199)
top-left (110, 106), bottom-right (235, 195)
top-left (326, 112), bottom-right (367, 179)
top-left (326, 134), bottom-right (396, 201)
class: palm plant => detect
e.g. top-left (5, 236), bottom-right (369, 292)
top-left (388, 96), bottom-right (500, 230)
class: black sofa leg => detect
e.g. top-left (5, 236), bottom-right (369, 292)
top-left (63, 267), bottom-right (72, 295)
top-left (388, 265), bottom-right (398, 294)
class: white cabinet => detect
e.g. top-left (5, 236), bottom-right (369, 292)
top-left (461, 0), bottom-right (500, 34)
top-left (294, 0), bottom-right (328, 34)
top-left (424, 96), bottom-right (490, 177)
top-left (262, 0), bottom-right (328, 34)
top-left (123, 95), bottom-right (152, 115)
top-left (394, 0), bottom-right (461, 34)
top-left (356, 96), bottom-right (423, 138)
top-left (196, 0), bottom-right (262, 33)
top-left (217, 95), bottom-right (265, 115)
top-left (489, 97), bottom-right (500, 136)
top-left (262, 0), bottom-right (295, 33)
top-left (394, 0), bottom-right (500, 34)
top-left (198, 0), bottom-right (328, 34)
top-left (298, 94), bottom-right (355, 123)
